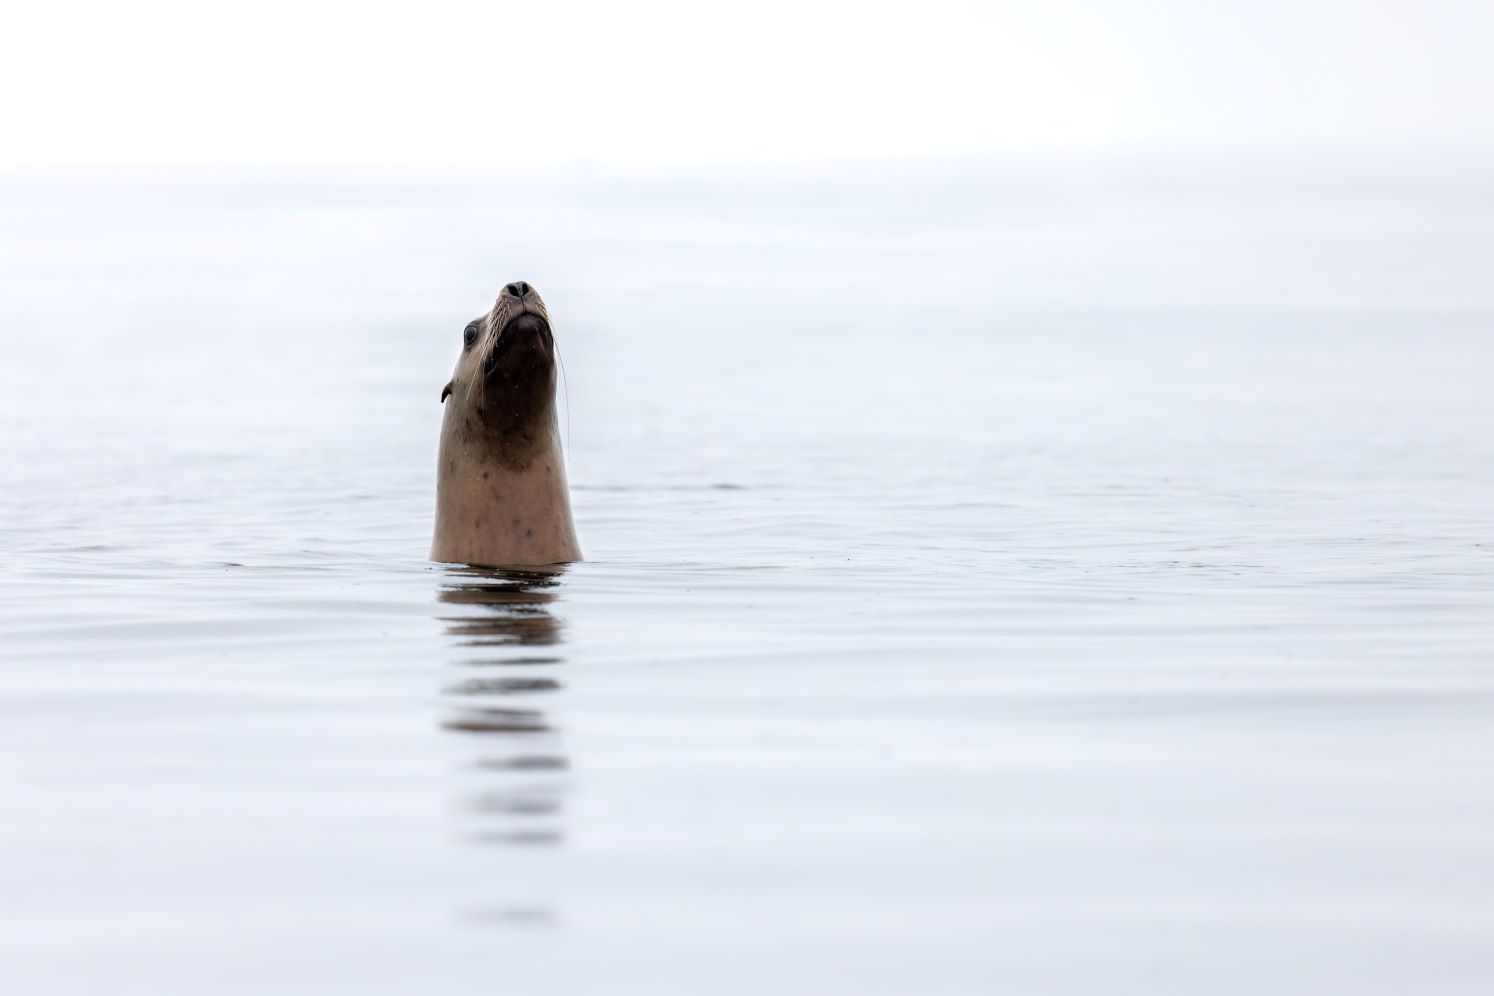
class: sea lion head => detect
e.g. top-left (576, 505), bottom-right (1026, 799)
top-left (432, 280), bottom-right (582, 565)
top-left (440, 281), bottom-right (558, 462)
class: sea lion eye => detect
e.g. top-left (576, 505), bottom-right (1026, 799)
top-left (463, 324), bottom-right (479, 347)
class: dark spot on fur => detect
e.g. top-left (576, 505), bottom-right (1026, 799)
top-left (526, 528), bottom-right (533, 538)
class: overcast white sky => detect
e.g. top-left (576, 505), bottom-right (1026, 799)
top-left (1, 0), bottom-right (1490, 167)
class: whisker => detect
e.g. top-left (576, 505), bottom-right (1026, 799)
top-left (555, 337), bottom-right (571, 455)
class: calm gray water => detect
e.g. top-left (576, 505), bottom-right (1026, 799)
top-left (3, 164), bottom-right (1494, 994)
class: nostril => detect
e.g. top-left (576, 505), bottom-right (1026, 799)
top-left (506, 281), bottom-right (530, 299)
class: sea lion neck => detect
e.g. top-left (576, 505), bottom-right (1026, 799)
top-left (459, 393), bottom-right (559, 474)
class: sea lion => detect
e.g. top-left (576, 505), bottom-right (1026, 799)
top-left (431, 281), bottom-right (582, 566)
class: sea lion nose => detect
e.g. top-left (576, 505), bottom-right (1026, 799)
top-left (505, 281), bottom-right (531, 299)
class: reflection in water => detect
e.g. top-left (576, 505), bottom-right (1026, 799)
top-left (447, 676), bottom-right (564, 695)
top-left (437, 567), bottom-right (571, 925)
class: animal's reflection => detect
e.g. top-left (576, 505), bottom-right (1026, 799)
top-left (438, 567), bottom-right (571, 920)
top-left (440, 574), bottom-right (564, 648)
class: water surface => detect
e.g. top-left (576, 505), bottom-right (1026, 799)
top-left (2, 166), bottom-right (1493, 994)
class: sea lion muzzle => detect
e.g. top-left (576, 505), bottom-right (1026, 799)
top-left (484, 313), bottom-right (553, 381)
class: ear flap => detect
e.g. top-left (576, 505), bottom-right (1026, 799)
top-left (440, 381), bottom-right (453, 403)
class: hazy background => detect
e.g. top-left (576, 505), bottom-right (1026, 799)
top-left (4, 0), bottom-right (1493, 166)
top-left (4, 0), bottom-right (1493, 317)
